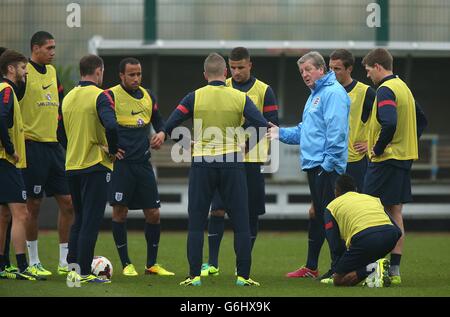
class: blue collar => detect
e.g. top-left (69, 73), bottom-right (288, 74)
top-left (78, 80), bottom-right (98, 87)
top-left (29, 59), bottom-right (47, 75)
top-left (344, 79), bottom-right (357, 93)
top-left (120, 83), bottom-right (144, 99)
top-left (208, 80), bottom-right (226, 86)
top-left (2, 78), bottom-right (18, 91)
top-left (231, 76), bottom-right (256, 92)
top-left (379, 74), bottom-right (397, 86)
top-left (312, 71), bottom-right (336, 92)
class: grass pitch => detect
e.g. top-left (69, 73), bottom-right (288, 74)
top-left (1, 231), bottom-right (449, 297)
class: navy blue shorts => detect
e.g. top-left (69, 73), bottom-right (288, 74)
top-left (363, 162), bottom-right (412, 206)
top-left (109, 160), bottom-right (160, 210)
top-left (210, 162), bottom-right (266, 216)
top-left (21, 140), bottom-right (70, 198)
top-left (346, 157), bottom-right (367, 193)
top-left (334, 225), bottom-right (402, 275)
top-left (0, 159), bottom-right (27, 204)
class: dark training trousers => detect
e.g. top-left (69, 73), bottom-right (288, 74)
top-left (187, 163), bottom-right (251, 279)
top-left (334, 225), bottom-right (402, 277)
top-left (346, 157), bottom-right (368, 193)
top-left (306, 167), bottom-right (339, 271)
top-left (208, 162), bottom-right (265, 261)
top-left (67, 171), bottom-right (110, 276)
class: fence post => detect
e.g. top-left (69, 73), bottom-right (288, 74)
top-left (144, 0), bottom-right (157, 44)
top-left (376, 0), bottom-right (389, 45)
top-left (431, 135), bottom-right (439, 181)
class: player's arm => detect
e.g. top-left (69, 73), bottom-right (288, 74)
top-left (372, 87), bottom-right (397, 156)
top-left (148, 90), bottom-right (166, 133)
top-left (148, 90), bottom-right (166, 149)
top-left (243, 95), bottom-right (268, 128)
top-left (242, 95), bottom-right (270, 152)
top-left (322, 91), bottom-right (350, 172)
top-left (57, 77), bottom-right (64, 105)
top-left (324, 208), bottom-right (346, 257)
top-left (415, 100), bottom-right (428, 139)
top-left (262, 86), bottom-right (279, 126)
top-left (56, 102), bottom-right (67, 149)
top-left (0, 87), bottom-right (15, 155)
top-left (242, 86), bottom-right (279, 130)
top-left (164, 92), bottom-right (194, 139)
top-left (278, 123), bottom-right (302, 145)
top-left (361, 86), bottom-right (376, 123)
top-left (97, 90), bottom-right (119, 155)
top-left (254, 86), bottom-right (279, 146)
top-left (354, 86), bottom-right (376, 154)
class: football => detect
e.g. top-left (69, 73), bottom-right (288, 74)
top-left (91, 256), bottom-right (113, 280)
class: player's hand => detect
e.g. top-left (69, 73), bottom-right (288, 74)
top-left (101, 145), bottom-right (109, 154)
top-left (101, 145), bottom-right (125, 161)
top-left (115, 148), bottom-right (125, 160)
top-left (150, 132), bottom-right (165, 150)
top-left (267, 122), bottom-right (279, 140)
top-left (10, 152), bottom-right (20, 163)
top-left (353, 141), bottom-right (368, 154)
top-left (308, 203), bottom-right (315, 219)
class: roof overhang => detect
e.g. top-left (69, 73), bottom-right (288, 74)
top-left (89, 36), bottom-right (450, 58)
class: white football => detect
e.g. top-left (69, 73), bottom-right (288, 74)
top-left (91, 256), bottom-right (113, 280)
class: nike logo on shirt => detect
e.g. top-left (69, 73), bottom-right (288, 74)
top-left (131, 110), bottom-right (144, 115)
top-left (42, 83), bottom-right (53, 90)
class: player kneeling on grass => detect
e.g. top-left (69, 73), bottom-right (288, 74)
top-left (323, 174), bottom-right (401, 287)
top-left (107, 58), bottom-right (173, 277)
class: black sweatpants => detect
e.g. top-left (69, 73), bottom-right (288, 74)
top-left (187, 163), bottom-right (251, 279)
top-left (67, 171), bottom-right (110, 275)
top-left (306, 166), bottom-right (339, 271)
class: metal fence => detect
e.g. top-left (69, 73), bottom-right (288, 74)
top-left (0, 0), bottom-right (144, 80)
top-left (2, 0), bottom-right (450, 68)
top-left (158, 0), bottom-right (450, 42)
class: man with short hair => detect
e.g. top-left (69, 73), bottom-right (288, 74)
top-left (165, 53), bottom-right (270, 286)
top-left (201, 47), bottom-right (279, 276)
top-left (306, 50), bottom-right (376, 282)
top-left (268, 51), bottom-right (350, 280)
top-left (0, 46), bottom-right (17, 274)
top-left (323, 174), bottom-right (401, 287)
top-left (0, 49), bottom-right (44, 281)
top-left (58, 54), bottom-right (121, 284)
top-left (362, 48), bottom-right (427, 284)
top-left (18, 31), bottom-right (74, 276)
top-left (329, 49), bottom-right (375, 192)
top-left (107, 57), bottom-right (174, 277)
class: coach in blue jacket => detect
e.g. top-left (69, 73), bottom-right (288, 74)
top-left (269, 51), bottom-right (350, 281)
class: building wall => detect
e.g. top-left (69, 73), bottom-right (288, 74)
top-left (101, 54), bottom-right (444, 134)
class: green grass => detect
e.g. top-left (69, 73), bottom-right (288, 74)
top-left (1, 231), bottom-right (450, 297)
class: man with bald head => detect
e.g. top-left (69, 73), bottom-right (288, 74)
top-left (164, 53), bottom-right (270, 287)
